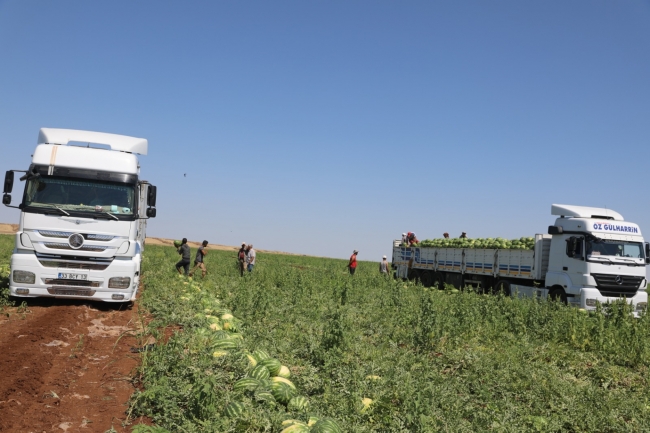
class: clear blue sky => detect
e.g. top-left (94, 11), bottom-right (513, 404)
top-left (1, 1), bottom-right (649, 261)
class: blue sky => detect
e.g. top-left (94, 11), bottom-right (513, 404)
top-left (1, 1), bottom-right (649, 260)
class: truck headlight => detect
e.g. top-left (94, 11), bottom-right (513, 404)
top-left (636, 302), bottom-right (647, 311)
top-left (13, 270), bottom-right (35, 284)
top-left (585, 298), bottom-right (597, 307)
top-left (108, 277), bottom-right (131, 289)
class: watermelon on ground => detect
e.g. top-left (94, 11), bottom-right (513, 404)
top-left (249, 364), bottom-right (271, 380)
top-left (224, 401), bottom-right (245, 418)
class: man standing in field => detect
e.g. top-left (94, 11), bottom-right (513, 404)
top-left (348, 250), bottom-right (358, 275)
top-left (246, 244), bottom-right (256, 273)
top-left (379, 255), bottom-right (390, 275)
top-left (189, 240), bottom-right (209, 278)
top-left (175, 238), bottom-right (191, 276)
top-left (238, 242), bottom-right (247, 277)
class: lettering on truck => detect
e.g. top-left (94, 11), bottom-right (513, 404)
top-left (593, 223), bottom-right (639, 234)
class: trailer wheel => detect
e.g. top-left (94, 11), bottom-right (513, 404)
top-left (420, 271), bottom-right (433, 288)
top-left (408, 268), bottom-right (420, 282)
top-left (494, 280), bottom-right (511, 296)
top-left (549, 287), bottom-right (568, 305)
top-left (433, 272), bottom-right (445, 290)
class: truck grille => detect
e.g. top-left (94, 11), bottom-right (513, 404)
top-left (591, 273), bottom-right (644, 298)
top-left (44, 243), bottom-right (108, 252)
top-left (39, 231), bottom-right (114, 241)
top-left (36, 253), bottom-right (113, 271)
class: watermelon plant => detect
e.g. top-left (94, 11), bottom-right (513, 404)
top-left (126, 243), bottom-right (650, 432)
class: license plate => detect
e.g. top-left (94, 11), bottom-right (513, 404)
top-left (58, 273), bottom-right (88, 280)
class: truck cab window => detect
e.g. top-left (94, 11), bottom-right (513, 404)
top-left (23, 176), bottom-right (135, 217)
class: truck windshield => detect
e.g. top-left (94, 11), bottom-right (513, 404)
top-left (23, 176), bottom-right (135, 217)
top-left (586, 239), bottom-right (644, 259)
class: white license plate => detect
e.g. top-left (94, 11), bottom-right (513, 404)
top-left (58, 273), bottom-right (88, 280)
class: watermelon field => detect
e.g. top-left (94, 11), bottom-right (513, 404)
top-left (126, 245), bottom-right (650, 433)
top-left (3, 240), bottom-right (650, 432)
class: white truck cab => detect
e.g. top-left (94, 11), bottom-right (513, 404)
top-left (546, 204), bottom-right (648, 310)
top-left (2, 128), bottom-right (157, 302)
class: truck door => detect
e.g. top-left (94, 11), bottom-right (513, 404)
top-left (563, 236), bottom-right (585, 293)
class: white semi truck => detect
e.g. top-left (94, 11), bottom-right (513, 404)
top-left (2, 128), bottom-right (157, 303)
top-left (392, 204), bottom-right (649, 314)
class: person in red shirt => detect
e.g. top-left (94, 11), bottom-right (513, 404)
top-left (408, 233), bottom-right (419, 246)
top-left (348, 250), bottom-right (358, 275)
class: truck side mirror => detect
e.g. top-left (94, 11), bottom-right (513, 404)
top-left (566, 236), bottom-right (578, 257)
top-left (548, 225), bottom-right (563, 235)
top-left (2, 194), bottom-right (10, 205)
top-left (146, 207), bottom-right (157, 218)
top-left (3, 171), bottom-right (14, 194)
top-left (645, 243), bottom-right (650, 264)
top-left (147, 185), bottom-right (157, 207)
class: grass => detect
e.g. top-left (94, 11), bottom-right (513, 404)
top-left (127, 245), bottom-right (650, 432)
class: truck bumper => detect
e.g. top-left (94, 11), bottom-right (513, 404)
top-left (9, 251), bottom-right (139, 302)
top-left (578, 287), bottom-right (647, 317)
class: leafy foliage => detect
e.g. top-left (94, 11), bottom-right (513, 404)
top-left (128, 245), bottom-right (650, 432)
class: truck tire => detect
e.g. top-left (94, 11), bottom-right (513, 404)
top-left (420, 271), bottom-right (433, 288)
top-left (549, 287), bottom-right (567, 305)
top-left (494, 280), bottom-right (511, 296)
top-left (433, 272), bottom-right (445, 290)
top-left (408, 268), bottom-right (420, 282)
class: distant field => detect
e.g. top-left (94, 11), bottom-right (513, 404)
top-left (124, 244), bottom-right (650, 432)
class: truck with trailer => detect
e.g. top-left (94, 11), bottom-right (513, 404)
top-left (2, 128), bottom-right (157, 303)
top-left (392, 204), bottom-right (649, 315)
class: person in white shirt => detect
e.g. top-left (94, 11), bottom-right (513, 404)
top-left (379, 255), bottom-right (390, 275)
top-left (246, 244), bottom-right (256, 273)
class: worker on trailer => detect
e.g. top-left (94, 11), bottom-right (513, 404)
top-left (407, 232), bottom-right (419, 246)
top-left (459, 232), bottom-right (467, 239)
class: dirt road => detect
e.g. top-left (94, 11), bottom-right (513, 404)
top-left (0, 299), bottom-right (144, 432)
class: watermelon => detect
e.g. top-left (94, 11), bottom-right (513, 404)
top-left (221, 313), bottom-right (234, 320)
top-left (270, 381), bottom-right (297, 404)
top-left (258, 358), bottom-right (282, 376)
top-left (282, 419), bottom-right (307, 426)
top-left (287, 396), bottom-right (309, 411)
top-left (307, 416), bottom-right (319, 427)
top-left (245, 353), bottom-right (257, 367)
top-left (233, 378), bottom-right (262, 392)
top-left (249, 365), bottom-right (271, 380)
top-left (254, 389), bottom-right (276, 404)
top-left (310, 418), bottom-right (343, 433)
top-left (359, 397), bottom-right (373, 414)
top-left (252, 349), bottom-right (270, 362)
top-left (222, 321), bottom-right (239, 331)
top-left (224, 401), bottom-right (245, 418)
top-left (173, 240), bottom-right (182, 248)
top-left (277, 365), bottom-right (291, 378)
top-left (280, 425), bottom-right (310, 433)
top-left (212, 339), bottom-right (238, 350)
top-left (271, 376), bottom-right (296, 390)
top-left (212, 350), bottom-right (229, 358)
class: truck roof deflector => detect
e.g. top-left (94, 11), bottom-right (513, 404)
top-left (551, 204), bottom-right (623, 221)
top-left (38, 128), bottom-right (148, 155)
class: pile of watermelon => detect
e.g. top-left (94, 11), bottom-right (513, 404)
top-left (194, 295), bottom-right (342, 433)
top-left (417, 236), bottom-right (535, 250)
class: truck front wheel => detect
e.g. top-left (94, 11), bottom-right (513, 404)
top-left (549, 287), bottom-right (568, 305)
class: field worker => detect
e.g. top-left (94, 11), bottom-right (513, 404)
top-left (175, 238), bottom-right (191, 276)
top-left (408, 233), bottom-right (419, 246)
top-left (238, 242), bottom-right (247, 277)
top-left (443, 232), bottom-right (450, 239)
top-left (189, 240), bottom-right (209, 278)
top-left (401, 233), bottom-right (407, 245)
top-left (246, 244), bottom-right (256, 273)
top-left (379, 255), bottom-right (390, 275)
top-left (459, 232), bottom-right (467, 239)
top-left (348, 250), bottom-right (358, 275)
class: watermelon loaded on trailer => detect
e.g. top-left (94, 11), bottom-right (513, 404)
top-left (392, 204), bottom-right (649, 315)
top-left (2, 128), bottom-right (158, 303)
